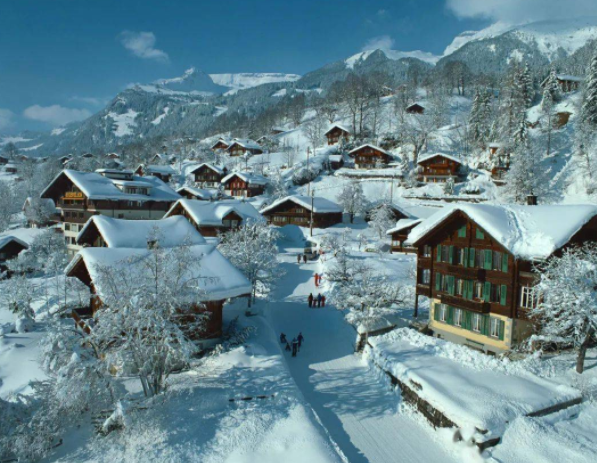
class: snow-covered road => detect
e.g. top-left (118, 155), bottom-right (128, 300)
top-left (268, 241), bottom-right (460, 463)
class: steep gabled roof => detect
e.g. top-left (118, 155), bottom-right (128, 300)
top-left (221, 172), bottom-right (269, 186)
top-left (261, 195), bottom-right (342, 214)
top-left (210, 137), bottom-right (233, 149)
top-left (176, 186), bottom-right (218, 200)
top-left (0, 235), bottom-right (29, 252)
top-left (408, 204), bottom-right (597, 260)
top-left (227, 139), bottom-right (262, 151)
top-left (386, 218), bottom-right (423, 236)
top-left (141, 164), bottom-right (177, 175)
top-left (189, 163), bottom-right (225, 175)
top-left (165, 199), bottom-right (264, 227)
top-left (324, 123), bottom-right (351, 136)
top-left (348, 144), bottom-right (391, 156)
top-left (77, 215), bottom-right (206, 248)
top-left (417, 152), bottom-right (463, 166)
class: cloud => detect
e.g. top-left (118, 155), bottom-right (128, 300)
top-left (446, 0), bottom-right (597, 23)
top-left (0, 109), bottom-right (15, 130)
top-left (69, 96), bottom-right (109, 107)
top-left (23, 105), bottom-right (91, 127)
top-left (362, 35), bottom-right (395, 52)
top-left (119, 31), bottom-right (169, 62)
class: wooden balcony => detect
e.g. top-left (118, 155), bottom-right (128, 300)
top-left (435, 263), bottom-right (485, 280)
top-left (416, 284), bottom-right (432, 297)
top-left (439, 293), bottom-right (490, 313)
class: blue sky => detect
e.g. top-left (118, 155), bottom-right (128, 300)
top-left (0, 0), bottom-right (517, 133)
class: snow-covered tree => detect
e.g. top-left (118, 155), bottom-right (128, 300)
top-left (0, 181), bottom-right (19, 232)
top-left (542, 67), bottom-right (560, 112)
top-left (0, 275), bottom-right (38, 326)
top-left (336, 181), bottom-right (366, 223)
top-left (268, 169), bottom-right (289, 201)
top-left (581, 52), bottom-right (597, 127)
top-left (218, 222), bottom-right (280, 306)
top-left (369, 204), bottom-right (395, 239)
top-left (443, 177), bottom-right (455, 195)
top-left (530, 244), bottom-right (597, 373)
top-left (503, 144), bottom-right (547, 204)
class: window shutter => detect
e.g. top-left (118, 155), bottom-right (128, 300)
top-left (436, 245), bottom-right (442, 262)
top-left (463, 248), bottom-right (469, 267)
top-left (502, 253), bottom-right (509, 272)
top-left (447, 306), bottom-right (454, 325)
top-left (464, 311), bottom-right (472, 330)
top-left (435, 273), bottom-right (441, 291)
top-left (500, 285), bottom-right (507, 306)
top-left (448, 276), bottom-right (455, 295)
top-left (433, 304), bottom-right (440, 321)
top-left (483, 282), bottom-right (491, 302)
top-left (449, 245), bottom-right (455, 264)
top-left (484, 250), bottom-right (492, 270)
top-left (469, 248), bottom-right (475, 267)
top-left (498, 320), bottom-right (505, 341)
top-left (481, 315), bottom-right (489, 335)
top-left (458, 226), bottom-right (466, 238)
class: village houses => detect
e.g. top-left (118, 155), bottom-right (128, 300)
top-left (417, 153), bottom-right (463, 183)
top-left (221, 172), bottom-right (268, 198)
top-left (261, 195), bottom-right (343, 229)
top-left (324, 124), bottom-right (351, 145)
top-left (349, 144), bottom-right (392, 169)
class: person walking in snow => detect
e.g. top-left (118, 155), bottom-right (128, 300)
top-left (308, 293), bottom-right (314, 308)
top-left (292, 338), bottom-right (299, 357)
top-left (285, 342), bottom-right (291, 352)
top-left (321, 295), bottom-right (326, 307)
top-left (317, 293), bottom-right (322, 308)
top-left (280, 333), bottom-right (287, 344)
top-left (297, 254), bottom-right (301, 264)
top-left (298, 332), bottom-right (304, 350)
top-left (303, 254), bottom-right (307, 264)
top-left (314, 273), bottom-right (319, 287)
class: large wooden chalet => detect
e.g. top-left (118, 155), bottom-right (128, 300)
top-left (261, 195), bottom-right (343, 228)
top-left (40, 169), bottom-right (181, 256)
top-left (189, 163), bottom-right (227, 188)
top-left (165, 199), bottom-right (264, 237)
top-left (0, 236), bottom-right (28, 272)
top-left (349, 144), bottom-right (391, 169)
top-left (417, 153), bottom-right (463, 183)
top-left (221, 172), bottom-right (268, 198)
top-left (226, 139), bottom-right (263, 156)
top-left (409, 204), bottom-right (597, 354)
top-left (67, 215), bottom-right (251, 348)
top-left (324, 124), bottom-right (351, 145)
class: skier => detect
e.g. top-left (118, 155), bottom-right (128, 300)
top-left (297, 254), bottom-right (301, 264)
top-left (298, 332), bottom-right (304, 350)
top-left (303, 254), bottom-right (307, 264)
top-left (292, 338), bottom-right (299, 357)
top-left (314, 273), bottom-right (319, 287)
top-left (308, 293), bottom-right (314, 308)
top-left (317, 293), bottom-right (322, 308)
top-left (280, 333), bottom-right (287, 344)
top-left (321, 295), bottom-right (326, 307)
top-left (285, 342), bottom-right (291, 352)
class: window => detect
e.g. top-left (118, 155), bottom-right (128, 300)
top-left (392, 240), bottom-right (401, 247)
top-left (490, 318), bottom-right (501, 338)
top-left (457, 226), bottom-right (466, 238)
top-left (64, 223), bottom-right (71, 231)
top-left (438, 304), bottom-right (448, 322)
top-left (476, 229), bottom-right (485, 240)
top-left (420, 269), bottom-right (431, 285)
top-left (474, 282), bottom-right (484, 300)
top-left (476, 249), bottom-right (484, 268)
top-left (423, 245), bottom-right (432, 257)
top-left (454, 308), bottom-right (463, 327)
top-left (456, 278), bottom-right (464, 296)
top-left (492, 251), bottom-right (502, 271)
top-left (457, 248), bottom-right (466, 265)
top-left (441, 245), bottom-right (450, 262)
top-left (472, 313), bottom-right (483, 332)
top-left (520, 286), bottom-right (538, 309)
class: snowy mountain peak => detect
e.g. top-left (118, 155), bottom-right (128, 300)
top-left (345, 48), bottom-right (440, 69)
top-left (208, 73), bottom-right (301, 91)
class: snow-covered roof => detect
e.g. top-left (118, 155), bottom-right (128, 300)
top-left (41, 169), bottom-right (181, 203)
top-left (328, 154), bottom-right (343, 162)
top-left (165, 199), bottom-right (264, 227)
top-left (221, 172), bottom-right (269, 186)
top-left (77, 215), bottom-right (206, 248)
top-left (417, 152), bottom-right (463, 165)
top-left (368, 201), bottom-right (413, 218)
top-left (0, 235), bottom-right (29, 252)
top-left (386, 219), bottom-right (423, 235)
top-left (227, 139), bottom-right (262, 151)
top-left (348, 144), bottom-right (391, 156)
top-left (95, 168), bottom-right (134, 175)
top-left (142, 164), bottom-right (177, 175)
top-left (324, 123), bottom-right (351, 136)
top-left (406, 102), bottom-right (425, 109)
top-left (556, 74), bottom-right (583, 82)
top-left (408, 204), bottom-right (597, 260)
top-left (210, 137), bottom-right (233, 148)
top-left (189, 163), bottom-right (225, 175)
top-left (261, 195), bottom-right (342, 214)
top-left (176, 186), bottom-right (218, 200)
top-left (66, 244), bottom-right (252, 301)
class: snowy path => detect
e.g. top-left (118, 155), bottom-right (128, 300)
top-left (269, 243), bottom-right (460, 463)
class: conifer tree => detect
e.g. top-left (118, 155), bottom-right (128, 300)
top-left (581, 52), bottom-right (597, 127)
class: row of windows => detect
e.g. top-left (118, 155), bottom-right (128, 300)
top-left (272, 216), bottom-right (309, 224)
top-left (435, 304), bottom-right (505, 340)
top-left (64, 223), bottom-right (84, 232)
top-left (456, 226), bottom-right (485, 240)
top-left (64, 211), bottom-right (85, 219)
top-left (437, 245), bottom-right (509, 272)
top-left (65, 236), bottom-right (78, 245)
top-left (435, 273), bottom-right (508, 305)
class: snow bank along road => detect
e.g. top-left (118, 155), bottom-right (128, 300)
top-left (269, 242), bottom-right (460, 463)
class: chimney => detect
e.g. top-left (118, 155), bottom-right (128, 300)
top-left (526, 194), bottom-right (537, 206)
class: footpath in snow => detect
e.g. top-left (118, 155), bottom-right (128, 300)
top-left (268, 237), bottom-right (462, 463)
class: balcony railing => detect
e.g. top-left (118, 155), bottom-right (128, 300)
top-left (439, 293), bottom-right (490, 313)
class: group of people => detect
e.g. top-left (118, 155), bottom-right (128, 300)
top-left (308, 292), bottom-right (325, 308)
top-left (280, 332), bottom-right (304, 357)
top-left (297, 254), bottom-right (308, 264)
top-left (314, 272), bottom-right (323, 286)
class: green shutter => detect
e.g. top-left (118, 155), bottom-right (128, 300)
top-left (463, 248), bottom-right (469, 267)
top-left (481, 315), bottom-right (489, 335)
top-left (484, 250), bottom-right (492, 270)
top-left (476, 229), bottom-right (485, 240)
top-left (483, 282), bottom-right (491, 302)
top-left (464, 311), bottom-right (472, 330)
top-left (458, 226), bottom-right (466, 238)
top-left (500, 285), bottom-right (507, 306)
top-left (435, 273), bottom-right (441, 291)
top-left (433, 304), bottom-right (440, 321)
top-left (502, 253), bottom-right (509, 272)
top-left (469, 248), bottom-right (475, 267)
top-left (498, 320), bottom-right (505, 341)
top-left (436, 244), bottom-right (442, 262)
top-left (447, 306), bottom-right (454, 325)
top-left (448, 276), bottom-right (455, 295)
top-left (449, 245), bottom-right (455, 264)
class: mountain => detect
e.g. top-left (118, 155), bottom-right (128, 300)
top-left (153, 67), bottom-right (228, 94)
top-left (345, 49), bottom-right (440, 68)
top-left (209, 73), bottom-right (301, 93)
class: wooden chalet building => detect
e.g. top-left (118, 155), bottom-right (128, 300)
top-left (387, 219), bottom-right (423, 253)
top-left (40, 169), bottom-right (181, 256)
top-left (176, 186), bottom-right (219, 201)
top-left (67, 216), bottom-right (251, 348)
top-left (324, 124), bottom-right (351, 145)
top-left (189, 163), bottom-right (227, 188)
top-left (210, 137), bottom-right (232, 152)
top-left (0, 236), bottom-right (28, 272)
top-left (165, 199), bottom-right (264, 237)
top-left (261, 195), bottom-right (343, 228)
top-left (328, 154), bottom-right (344, 170)
top-left (541, 74), bottom-right (583, 93)
top-left (349, 144), bottom-right (391, 169)
top-left (221, 172), bottom-right (268, 198)
top-left (406, 103), bottom-right (425, 114)
top-left (487, 144), bottom-right (510, 182)
top-left (134, 164), bottom-right (177, 183)
top-left (417, 153), bottom-right (463, 183)
top-left (226, 139), bottom-right (263, 156)
top-left (408, 204), bottom-right (597, 354)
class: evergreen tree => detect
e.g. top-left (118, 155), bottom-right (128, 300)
top-left (542, 67), bottom-right (560, 112)
top-left (581, 52), bottom-right (597, 127)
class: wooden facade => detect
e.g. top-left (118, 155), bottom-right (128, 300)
top-left (325, 126), bottom-right (351, 145)
top-left (166, 203), bottom-right (244, 237)
top-left (190, 164), bottom-right (226, 187)
top-left (0, 239), bottom-right (28, 272)
top-left (417, 154), bottom-right (462, 183)
top-left (221, 174), bottom-right (266, 198)
top-left (350, 145), bottom-right (390, 169)
top-left (406, 103), bottom-right (425, 114)
top-left (413, 211), bottom-right (597, 354)
top-left (388, 221), bottom-right (422, 254)
top-left (227, 142), bottom-right (263, 157)
top-left (211, 140), bottom-right (230, 152)
top-left (262, 199), bottom-right (342, 229)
